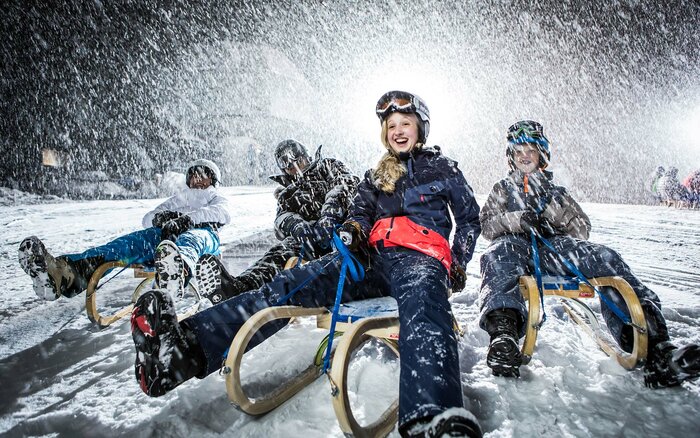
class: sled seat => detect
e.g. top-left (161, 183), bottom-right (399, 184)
top-left (519, 275), bottom-right (648, 369)
top-left (85, 261), bottom-right (200, 328)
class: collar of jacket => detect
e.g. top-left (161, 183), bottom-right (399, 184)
top-left (268, 145), bottom-right (324, 186)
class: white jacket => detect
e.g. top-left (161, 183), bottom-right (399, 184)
top-left (142, 186), bottom-right (231, 229)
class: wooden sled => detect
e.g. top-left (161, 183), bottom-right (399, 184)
top-left (222, 297), bottom-right (402, 437)
top-left (519, 275), bottom-right (648, 369)
top-left (85, 261), bottom-right (200, 328)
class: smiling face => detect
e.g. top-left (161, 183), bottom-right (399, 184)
top-left (385, 111), bottom-right (420, 154)
top-left (512, 143), bottom-right (541, 174)
top-left (188, 168), bottom-right (213, 189)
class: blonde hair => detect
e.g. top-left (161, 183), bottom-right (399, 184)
top-left (373, 117), bottom-right (423, 193)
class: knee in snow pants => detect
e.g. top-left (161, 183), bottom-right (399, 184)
top-left (61, 227), bottom-right (220, 297)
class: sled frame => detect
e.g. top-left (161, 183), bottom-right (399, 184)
top-left (85, 261), bottom-right (200, 329)
top-left (519, 275), bottom-right (648, 369)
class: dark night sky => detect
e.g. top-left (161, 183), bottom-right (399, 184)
top-left (1, 0), bottom-right (698, 202)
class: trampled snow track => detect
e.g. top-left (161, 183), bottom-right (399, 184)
top-left (1, 189), bottom-right (699, 437)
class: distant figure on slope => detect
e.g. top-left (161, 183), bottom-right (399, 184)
top-left (657, 166), bottom-right (690, 207)
top-left (196, 139), bottom-right (359, 304)
top-left (478, 120), bottom-right (700, 388)
top-left (682, 168), bottom-right (700, 208)
top-left (649, 165), bottom-right (665, 204)
top-left (18, 159), bottom-right (230, 301)
top-left (128, 90), bottom-right (484, 437)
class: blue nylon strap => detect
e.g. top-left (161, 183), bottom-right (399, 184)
top-left (533, 232), bottom-right (633, 325)
top-left (321, 233), bottom-right (365, 374)
top-left (530, 230), bottom-right (547, 327)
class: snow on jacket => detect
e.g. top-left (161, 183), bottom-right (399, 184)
top-left (480, 169), bottom-right (591, 241)
top-left (271, 146), bottom-right (359, 240)
top-left (348, 146), bottom-right (481, 270)
top-left (141, 186), bottom-right (231, 229)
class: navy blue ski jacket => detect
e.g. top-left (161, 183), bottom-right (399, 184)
top-left (348, 146), bottom-right (481, 269)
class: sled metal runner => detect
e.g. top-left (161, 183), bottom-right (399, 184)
top-left (85, 261), bottom-right (200, 328)
top-left (223, 297), bottom-right (402, 437)
top-left (519, 275), bottom-right (648, 369)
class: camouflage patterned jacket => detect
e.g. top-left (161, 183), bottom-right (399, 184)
top-left (270, 146), bottom-right (359, 240)
top-left (480, 169), bottom-right (591, 241)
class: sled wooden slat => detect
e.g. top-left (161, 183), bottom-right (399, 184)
top-left (327, 315), bottom-right (400, 438)
top-left (519, 275), bottom-right (648, 369)
top-left (224, 305), bottom-right (329, 415)
top-left (86, 261), bottom-right (199, 329)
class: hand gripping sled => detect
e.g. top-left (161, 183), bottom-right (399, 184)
top-left (519, 275), bottom-right (648, 369)
top-left (85, 261), bottom-right (200, 328)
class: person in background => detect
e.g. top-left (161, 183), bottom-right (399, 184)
top-left (129, 91), bottom-right (483, 437)
top-left (649, 165), bottom-right (665, 204)
top-left (478, 120), bottom-right (700, 387)
top-left (196, 139), bottom-right (359, 304)
top-left (19, 159), bottom-right (230, 301)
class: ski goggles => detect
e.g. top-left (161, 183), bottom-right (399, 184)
top-left (276, 152), bottom-right (309, 171)
top-left (375, 91), bottom-right (419, 119)
top-left (187, 165), bottom-right (213, 181)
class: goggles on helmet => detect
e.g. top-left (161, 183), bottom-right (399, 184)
top-left (276, 151), bottom-right (309, 172)
top-left (507, 121), bottom-right (550, 151)
top-left (187, 165), bottom-right (213, 181)
top-left (375, 91), bottom-right (421, 120)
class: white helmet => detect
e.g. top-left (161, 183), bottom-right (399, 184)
top-left (186, 158), bottom-right (221, 187)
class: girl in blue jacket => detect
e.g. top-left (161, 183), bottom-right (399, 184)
top-left (129, 91), bottom-right (482, 438)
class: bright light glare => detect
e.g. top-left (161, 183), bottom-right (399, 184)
top-left (340, 59), bottom-right (472, 148)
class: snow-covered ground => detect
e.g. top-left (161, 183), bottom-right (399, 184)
top-left (1, 186), bottom-right (699, 437)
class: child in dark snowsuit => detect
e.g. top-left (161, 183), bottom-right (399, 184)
top-left (197, 140), bottom-right (359, 304)
top-left (129, 91), bottom-right (483, 438)
top-left (478, 120), bottom-right (700, 388)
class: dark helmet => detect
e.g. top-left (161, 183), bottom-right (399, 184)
top-left (274, 139), bottom-right (310, 174)
top-left (186, 158), bottom-right (221, 187)
top-left (506, 120), bottom-right (551, 170)
top-left (375, 90), bottom-right (431, 143)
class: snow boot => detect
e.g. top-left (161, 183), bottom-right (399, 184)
top-left (644, 341), bottom-right (700, 388)
top-left (485, 309), bottom-right (523, 378)
top-left (18, 236), bottom-right (82, 300)
top-left (196, 254), bottom-right (253, 305)
top-left (154, 240), bottom-right (186, 298)
top-left (402, 408), bottom-right (483, 438)
top-left (130, 289), bottom-right (205, 397)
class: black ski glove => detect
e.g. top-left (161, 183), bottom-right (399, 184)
top-left (338, 222), bottom-right (361, 251)
top-left (161, 215), bottom-right (194, 241)
top-left (450, 263), bottom-right (467, 293)
top-left (521, 211), bottom-right (557, 237)
top-left (152, 210), bottom-right (182, 227)
top-left (290, 220), bottom-right (314, 241)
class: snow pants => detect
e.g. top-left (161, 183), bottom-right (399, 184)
top-left (60, 227), bottom-right (220, 297)
top-left (183, 248), bottom-right (463, 428)
top-left (479, 234), bottom-right (667, 349)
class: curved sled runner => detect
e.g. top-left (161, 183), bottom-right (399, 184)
top-left (223, 297), bottom-right (402, 437)
top-left (85, 261), bottom-right (200, 328)
top-left (519, 275), bottom-right (648, 369)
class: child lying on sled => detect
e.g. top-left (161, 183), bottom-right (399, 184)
top-left (19, 159), bottom-right (230, 301)
top-left (477, 120), bottom-right (700, 388)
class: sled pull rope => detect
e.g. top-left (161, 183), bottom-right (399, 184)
top-left (530, 230), bottom-right (547, 328)
top-left (321, 233), bottom-right (365, 374)
top-left (94, 256), bottom-right (142, 291)
top-left (533, 231), bottom-right (644, 331)
top-left (219, 252), bottom-right (342, 364)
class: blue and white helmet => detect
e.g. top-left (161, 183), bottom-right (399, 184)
top-left (506, 120), bottom-right (551, 170)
